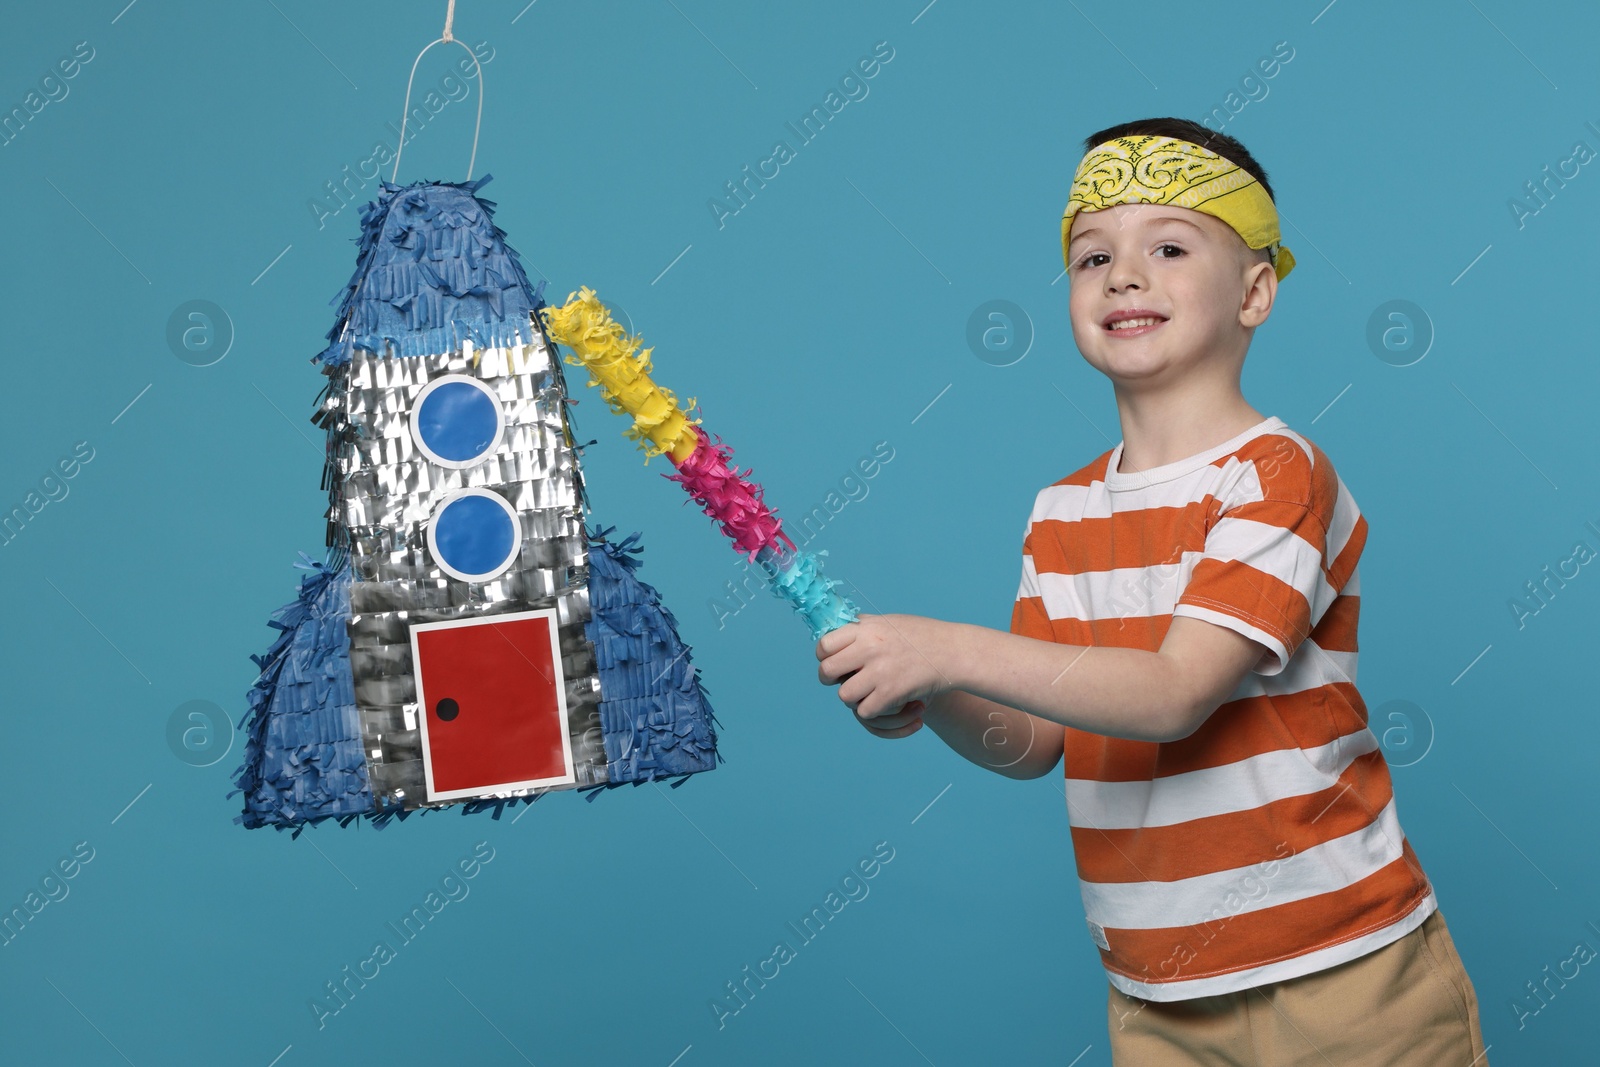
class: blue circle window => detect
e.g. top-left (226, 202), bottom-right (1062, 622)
top-left (410, 374), bottom-right (504, 468)
top-left (427, 489), bottom-right (521, 583)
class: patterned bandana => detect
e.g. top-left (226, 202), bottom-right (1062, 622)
top-left (1062, 134), bottom-right (1296, 281)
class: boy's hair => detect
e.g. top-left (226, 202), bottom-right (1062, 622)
top-left (1079, 117), bottom-right (1278, 269)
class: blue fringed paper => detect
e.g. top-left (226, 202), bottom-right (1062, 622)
top-left (314, 174), bottom-right (546, 367)
top-left (232, 554), bottom-right (371, 832)
top-left (584, 526), bottom-right (720, 788)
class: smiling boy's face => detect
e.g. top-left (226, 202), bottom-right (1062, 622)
top-left (1065, 203), bottom-right (1275, 388)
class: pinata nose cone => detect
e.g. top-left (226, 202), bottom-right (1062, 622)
top-left (314, 176), bottom-right (548, 367)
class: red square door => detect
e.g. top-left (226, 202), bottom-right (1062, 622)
top-left (410, 609), bottom-right (575, 801)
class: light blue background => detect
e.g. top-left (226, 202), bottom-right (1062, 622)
top-left (2, 2), bottom-right (1596, 1064)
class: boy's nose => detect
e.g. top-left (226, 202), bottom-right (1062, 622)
top-left (1107, 266), bottom-right (1144, 292)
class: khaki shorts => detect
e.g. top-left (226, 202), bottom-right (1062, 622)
top-left (1106, 908), bottom-right (1489, 1066)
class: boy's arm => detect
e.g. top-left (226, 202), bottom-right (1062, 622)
top-left (917, 690), bottom-right (1066, 780)
top-left (951, 616), bottom-right (1267, 742)
top-left (817, 614), bottom-right (1268, 762)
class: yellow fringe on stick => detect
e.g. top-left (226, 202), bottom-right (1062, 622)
top-left (541, 287), bottom-right (700, 464)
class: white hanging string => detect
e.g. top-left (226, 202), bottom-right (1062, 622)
top-left (390, 0), bottom-right (483, 183)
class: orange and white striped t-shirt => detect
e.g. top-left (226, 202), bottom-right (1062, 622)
top-left (1011, 415), bottom-right (1435, 1002)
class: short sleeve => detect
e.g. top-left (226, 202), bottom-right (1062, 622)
top-left (1010, 516), bottom-right (1051, 637)
top-left (1172, 499), bottom-right (1336, 676)
top-left (1017, 524), bottom-right (1041, 600)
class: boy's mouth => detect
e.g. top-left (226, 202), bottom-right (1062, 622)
top-left (1102, 309), bottom-right (1168, 335)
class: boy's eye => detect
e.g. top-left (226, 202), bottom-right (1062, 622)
top-left (1073, 244), bottom-right (1186, 271)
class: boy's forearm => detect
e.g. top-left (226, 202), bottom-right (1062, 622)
top-left (940, 622), bottom-right (1193, 744)
top-left (919, 689), bottom-right (1062, 780)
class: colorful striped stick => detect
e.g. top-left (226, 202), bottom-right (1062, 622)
top-left (542, 288), bottom-right (859, 639)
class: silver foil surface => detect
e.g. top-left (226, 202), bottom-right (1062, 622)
top-left (322, 333), bottom-right (609, 812)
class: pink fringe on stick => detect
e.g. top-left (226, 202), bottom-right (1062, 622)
top-left (664, 426), bottom-right (795, 561)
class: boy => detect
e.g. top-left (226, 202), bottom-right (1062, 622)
top-left (815, 117), bottom-right (1490, 1065)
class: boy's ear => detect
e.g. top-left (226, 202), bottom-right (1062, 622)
top-left (1239, 258), bottom-right (1276, 329)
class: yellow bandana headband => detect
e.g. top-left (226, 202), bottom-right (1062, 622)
top-left (1062, 134), bottom-right (1296, 282)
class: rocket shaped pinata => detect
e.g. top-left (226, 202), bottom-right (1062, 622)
top-left (232, 175), bottom-right (720, 831)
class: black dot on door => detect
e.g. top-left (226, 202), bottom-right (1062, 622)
top-left (436, 698), bottom-right (459, 722)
